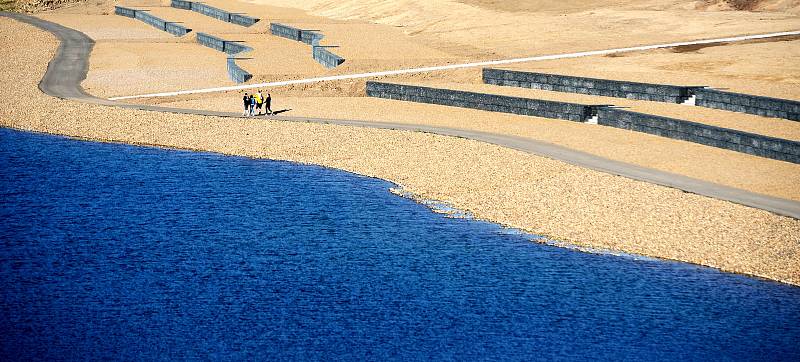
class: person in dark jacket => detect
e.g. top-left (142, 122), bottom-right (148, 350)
top-left (265, 93), bottom-right (272, 115)
top-left (242, 93), bottom-right (250, 116)
top-left (249, 94), bottom-right (256, 116)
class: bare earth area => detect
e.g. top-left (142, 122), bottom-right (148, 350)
top-left (36, 0), bottom-right (800, 97)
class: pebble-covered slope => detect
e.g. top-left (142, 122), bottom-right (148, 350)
top-left (14, 0), bottom-right (83, 13)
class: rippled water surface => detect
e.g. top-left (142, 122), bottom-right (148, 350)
top-left (1, 128), bottom-right (799, 360)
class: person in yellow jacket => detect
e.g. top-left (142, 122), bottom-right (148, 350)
top-left (254, 90), bottom-right (264, 115)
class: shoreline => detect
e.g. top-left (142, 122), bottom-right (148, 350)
top-left (1, 14), bottom-right (799, 286)
top-left (8, 124), bottom-right (796, 288)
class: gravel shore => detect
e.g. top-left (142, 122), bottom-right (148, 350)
top-left (160, 89), bottom-right (800, 202)
top-left (1, 17), bottom-right (798, 285)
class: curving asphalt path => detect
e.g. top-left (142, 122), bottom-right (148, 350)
top-left (3, 12), bottom-right (800, 219)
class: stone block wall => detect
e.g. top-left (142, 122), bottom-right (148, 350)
top-left (196, 33), bottom-right (253, 84)
top-left (170, 0), bottom-right (259, 27)
top-left (313, 46), bottom-right (345, 68)
top-left (365, 80), bottom-right (799, 162)
top-left (196, 32), bottom-right (252, 54)
top-left (134, 10), bottom-right (166, 31)
top-left (597, 107), bottom-right (800, 163)
top-left (223, 41), bottom-right (253, 55)
top-left (270, 23), bottom-right (301, 41)
top-left (300, 30), bottom-right (324, 45)
top-left (114, 5), bottom-right (136, 18)
top-left (191, 2), bottom-right (230, 23)
top-left (694, 89), bottom-right (800, 121)
top-left (483, 69), bottom-right (800, 122)
top-left (366, 82), bottom-right (591, 122)
top-left (115, 6), bottom-right (189, 37)
top-left (227, 57), bottom-right (253, 83)
top-left (165, 22), bottom-right (190, 37)
top-left (483, 68), bottom-right (691, 103)
top-left (196, 32), bottom-right (226, 52)
top-left (271, 23), bottom-right (345, 68)
top-left (230, 14), bottom-right (258, 27)
top-left (170, 0), bottom-right (191, 10)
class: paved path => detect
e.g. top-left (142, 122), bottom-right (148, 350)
top-left (4, 12), bottom-right (800, 219)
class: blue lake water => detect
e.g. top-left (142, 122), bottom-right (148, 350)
top-left (1, 128), bottom-right (799, 361)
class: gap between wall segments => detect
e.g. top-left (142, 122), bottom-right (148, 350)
top-left (108, 30), bottom-right (800, 101)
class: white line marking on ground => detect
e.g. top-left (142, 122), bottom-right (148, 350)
top-left (109, 30), bottom-right (800, 100)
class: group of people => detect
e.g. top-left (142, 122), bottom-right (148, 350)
top-left (243, 90), bottom-right (272, 116)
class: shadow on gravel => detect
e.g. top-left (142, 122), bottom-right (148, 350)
top-left (672, 34), bottom-right (800, 53)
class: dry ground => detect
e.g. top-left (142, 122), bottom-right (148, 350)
top-left (34, 0), bottom-right (800, 97)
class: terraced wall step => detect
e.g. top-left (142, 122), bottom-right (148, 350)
top-left (114, 6), bottom-right (190, 36)
top-left (196, 32), bottom-right (253, 83)
top-left (270, 23), bottom-right (345, 68)
top-left (484, 68), bottom-right (800, 122)
top-left (597, 107), bottom-right (800, 164)
top-left (366, 82), bottom-right (592, 122)
top-left (483, 68), bottom-right (692, 103)
top-left (694, 89), bottom-right (800, 121)
top-left (368, 81), bottom-right (799, 164)
top-left (170, 0), bottom-right (259, 27)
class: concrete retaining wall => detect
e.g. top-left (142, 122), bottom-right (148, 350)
top-left (597, 107), bottom-right (800, 163)
top-left (192, 2), bottom-right (230, 22)
top-left (483, 68), bottom-right (692, 103)
top-left (115, 6), bottom-right (189, 37)
top-left (483, 69), bottom-right (800, 122)
top-left (165, 22), bottom-right (190, 37)
top-left (223, 41), bottom-right (253, 55)
top-left (227, 57), bottom-right (253, 83)
top-left (170, 0), bottom-right (192, 10)
top-left (366, 80), bottom-right (799, 162)
top-left (196, 32), bottom-right (253, 84)
top-left (196, 32), bottom-right (226, 52)
top-left (170, 0), bottom-right (259, 27)
top-left (230, 14), bottom-right (258, 27)
top-left (270, 23), bottom-right (301, 41)
top-left (135, 10), bottom-right (166, 31)
top-left (271, 23), bottom-right (345, 68)
top-left (694, 88), bottom-right (800, 121)
top-left (300, 30), bottom-right (324, 45)
top-left (196, 32), bottom-right (252, 54)
top-left (114, 6), bottom-right (136, 18)
top-left (366, 82), bottom-right (591, 122)
top-left (313, 46), bottom-right (345, 68)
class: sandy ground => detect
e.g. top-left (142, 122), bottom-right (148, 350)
top-left (2, 17), bottom-right (800, 286)
top-left (248, 0), bottom-right (800, 57)
top-left (35, 0), bottom-right (800, 98)
top-left (500, 37), bottom-right (800, 101)
top-left (40, 0), bottom-right (466, 97)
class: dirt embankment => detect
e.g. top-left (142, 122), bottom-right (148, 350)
top-left (457, 0), bottom-right (800, 13)
top-left (12, 0), bottom-right (83, 13)
top-left (700, 0), bottom-right (800, 12)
